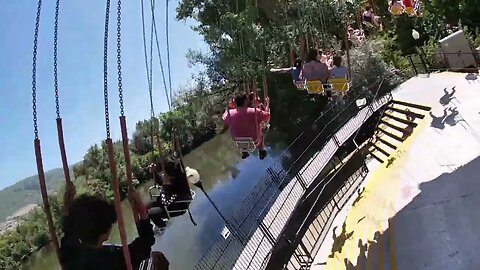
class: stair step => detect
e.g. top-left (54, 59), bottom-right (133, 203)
top-left (376, 136), bottom-right (397, 150)
top-left (370, 151), bottom-right (384, 163)
top-left (379, 120), bottom-right (409, 133)
top-left (378, 127), bottom-right (405, 142)
top-left (383, 113), bottom-right (417, 126)
top-left (391, 100), bottom-right (432, 111)
top-left (371, 143), bottom-right (390, 156)
top-left (387, 106), bottom-right (425, 119)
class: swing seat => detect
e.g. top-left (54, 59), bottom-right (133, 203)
top-left (261, 121), bottom-right (270, 131)
top-left (294, 80), bottom-right (306, 90)
top-left (233, 137), bottom-right (257, 153)
top-left (306, 81), bottom-right (325, 95)
top-left (390, 5), bottom-right (403, 15)
top-left (149, 185), bottom-right (195, 220)
top-left (164, 190), bottom-right (195, 219)
top-left (329, 78), bottom-right (350, 93)
top-left (405, 6), bottom-right (415, 15)
top-left (149, 185), bottom-right (162, 199)
top-left (363, 21), bottom-right (375, 29)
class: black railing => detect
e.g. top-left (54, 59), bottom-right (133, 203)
top-left (283, 163), bottom-right (369, 270)
top-left (194, 83), bottom-right (392, 270)
top-left (241, 94), bottom-right (391, 270)
top-left (407, 49), bottom-right (480, 75)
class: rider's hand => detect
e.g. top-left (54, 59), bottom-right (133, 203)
top-left (129, 191), bottom-right (148, 220)
top-left (151, 251), bottom-right (169, 270)
top-left (63, 181), bottom-right (76, 216)
top-left (148, 163), bottom-right (156, 174)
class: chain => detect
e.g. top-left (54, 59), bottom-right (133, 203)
top-left (149, 0), bottom-right (154, 118)
top-left (103, 0), bottom-right (111, 138)
top-left (152, 0), bottom-right (171, 110)
top-left (53, 0), bottom-right (60, 119)
top-left (32, 0), bottom-right (43, 140)
top-left (117, 0), bottom-right (124, 116)
top-left (165, 0), bottom-right (173, 107)
top-left (141, 0), bottom-right (155, 118)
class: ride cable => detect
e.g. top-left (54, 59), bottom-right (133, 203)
top-left (151, 0), bottom-right (172, 110)
top-left (30, 0), bottom-right (64, 267)
top-left (141, 0), bottom-right (155, 118)
top-left (165, 0), bottom-right (173, 106)
top-left (102, 0), bottom-right (134, 269)
top-left (141, 0), bottom-right (163, 152)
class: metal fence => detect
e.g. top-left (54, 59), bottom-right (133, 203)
top-left (285, 163), bottom-right (369, 270)
top-left (407, 49), bottom-right (480, 75)
top-left (194, 88), bottom-right (392, 270)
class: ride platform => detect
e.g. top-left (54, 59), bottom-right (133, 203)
top-left (312, 72), bottom-right (480, 270)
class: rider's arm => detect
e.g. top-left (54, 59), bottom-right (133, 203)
top-left (127, 192), bottom-right (155, 268)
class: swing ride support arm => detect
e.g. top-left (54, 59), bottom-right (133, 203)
top-left (120, 116), bottom-right (140, 224)
top-left (106, 138), bottom-right (133, 270)
top-left (34, 139), bottom-right (62, 267)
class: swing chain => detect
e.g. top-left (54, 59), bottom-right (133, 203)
top-left (165, 0), bottom-right (173, 105)
top-left (117, 0), bottom-right (124, 116)
top-left (103, 0), bottom-right (112, 138)
top-left (148, 0), bottom-right (155, 118)
top-left (32, 0), bottom-right (43, 140)
top-left (53, 0), bottom-right (60, 119)
top-left (141, 0), bottom-right (156, 118)
top-left (152, 0), bottom-right (171, 110)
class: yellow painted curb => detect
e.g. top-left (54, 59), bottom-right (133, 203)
top-left (326, 116), bottom-right (430, 270)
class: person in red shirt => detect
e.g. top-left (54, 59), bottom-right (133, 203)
top-left (403, 0), bottom-right (415, 15)
top-left (223, 94), bottom-right (270, 160)
top-left (403, 0), bottom-right (413, 7)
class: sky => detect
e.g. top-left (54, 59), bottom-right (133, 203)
top-left (0, 0), bottom-right (207, 190)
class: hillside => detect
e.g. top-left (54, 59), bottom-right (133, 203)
top-left (0, 167), bottom-right (73, 222)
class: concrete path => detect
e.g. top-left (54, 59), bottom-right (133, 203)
top-left (313, 72), bottom-right (480, 270)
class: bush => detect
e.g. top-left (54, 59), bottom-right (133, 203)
top-left (349, 40), bottom-right (406, 98)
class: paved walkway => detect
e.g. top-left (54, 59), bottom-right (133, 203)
top-left (313, 72), bottom-right (480, 270)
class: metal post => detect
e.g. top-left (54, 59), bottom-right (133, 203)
top-left (408, 55), bottom-right (418, 76)
top-left (331, 195), bottom-right (340, 210)
top-left (296, 172), bottom-right (307, 190)
top-left (297, 241), bottom-right (313, 262)
top-left (332, 135), bottom-right (341, 147)
top-left (257, 218), bottom-right (276, 245)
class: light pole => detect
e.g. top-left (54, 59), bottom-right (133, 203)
top-left (186, 167), bottom-right (242, 241)
top-left (412, 29), bottom-right (420, 40)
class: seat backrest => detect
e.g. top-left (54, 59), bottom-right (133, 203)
top-left (405, 6), bottom-right (415, 15)
top-left (329, 78), bottom-right (350, 92)
top-left (294, 80), bottom-right (306, 90)
top-left (390, 5), bottom-right (403, 15)
top-left (234, 137), bottom-right (257, 152)
top-left (306, 80), bottom-right (325, 94)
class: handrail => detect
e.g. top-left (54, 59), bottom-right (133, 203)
top-left (407, 50), bottom-right (480, 75)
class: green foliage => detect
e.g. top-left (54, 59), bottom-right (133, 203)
top-left (0, 208), bottom-right (49, 269)
top-left (375, 0), bottom-right (479, 69)
top-left (0, 168), bottom-right (72, 223)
